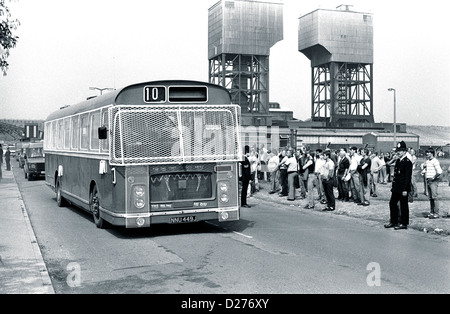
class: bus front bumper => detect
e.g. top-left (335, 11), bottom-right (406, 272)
top-left (101, 207), bottom-right (240, 228)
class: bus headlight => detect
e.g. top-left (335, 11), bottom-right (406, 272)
top-left (219, 182), bottom-right (229, 192)
top-left (134, 186), bottom-right (145, 197)
top-left (135, 198), bottom-right (146, 209)
top-left (132, 185), bottom-right (146, 209)
top-left (29, 164), bottom-right (36, 169)
top-left (220, 194), bottom-right (229, 203)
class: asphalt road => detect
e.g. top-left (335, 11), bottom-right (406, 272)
top-left (13, 164), bottom-right (450, 294)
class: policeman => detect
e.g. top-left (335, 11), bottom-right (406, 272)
top-left (384, 141), bottom-right (413, 230)
top-left (240, 145), bottom-right (252, 208)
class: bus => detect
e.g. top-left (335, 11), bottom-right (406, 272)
top-left (44, 80), bottom-right (242, 229)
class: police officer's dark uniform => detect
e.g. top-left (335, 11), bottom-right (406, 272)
top-left (240, 146), bottom-right (252, 208)
top-left (385, 141), bottom-right (413, 230)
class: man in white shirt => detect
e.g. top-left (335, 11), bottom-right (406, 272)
top-left (322, 151), bottom-right (336, 211)
top-left (267, 149), bottom-right (280, 194)
top-left (408, 148), bottom-right (418, 202)
top-left (423, 149), bottom-right (443, 219)
top-left (314, 149), bottom-right (326, 203)
top-left (369, 152), bottom-right (382, 198)
top-left (303, 150), bottom-right (325, 209)
top-left (348, 146), bottom-right (362, 203)
top-left (281, 149), bottom-right (298, 201)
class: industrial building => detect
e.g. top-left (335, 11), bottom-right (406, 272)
top-left (298, 5), bottom-right (374, 127)
top-left (289, 128), bottom-right (419, 153)
top-left (292, 4), bottom-right (419, 152)
top-left (207, 1), bottom-right (419, 153)
top-left (208, 0), bottom-right (283, 127)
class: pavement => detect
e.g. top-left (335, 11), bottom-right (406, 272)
top-left (0, 163), bottom-right (54, 294)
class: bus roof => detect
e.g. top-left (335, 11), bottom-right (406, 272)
top-left (45, 80), bottom-right (232, 122)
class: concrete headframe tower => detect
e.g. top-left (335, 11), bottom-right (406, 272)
top-left (208, 0), bottom-right (283, 127)
top-left (298, 5), bottom-right (374, 126)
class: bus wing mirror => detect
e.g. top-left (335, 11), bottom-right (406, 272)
top-left (98, 126), bottom-right (108, 140)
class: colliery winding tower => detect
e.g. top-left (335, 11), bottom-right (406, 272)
top-left (298, 5), bottom-right (374, 127)
top-left (208, 0), bottom-right (283, 127)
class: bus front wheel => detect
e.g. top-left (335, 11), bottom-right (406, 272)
top-left (90, 185), bottom-right (105, 229)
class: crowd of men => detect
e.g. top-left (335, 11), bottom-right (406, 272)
top-left (240, 141), bottom-right (445, 230)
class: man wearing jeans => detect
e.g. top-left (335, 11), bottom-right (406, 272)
top-left (424, 149), bottom-right (442, 219)
top-left (348, 146), bottom-right (361, 203)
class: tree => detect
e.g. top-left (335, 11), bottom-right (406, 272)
top-left (0, 0), bottom-right (20, 76)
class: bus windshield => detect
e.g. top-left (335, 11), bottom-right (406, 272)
top-left (27, 147), bottom-right (44, 158)
top-left (110, 105), bottom-right (240, 166)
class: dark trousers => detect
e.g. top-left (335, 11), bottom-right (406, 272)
top-left (389, 192), bottom-right (409, 225)
top-left (279, 169), bottom-right (288, 196)
top-left (337, 174), bottom-right (349, 200)
top-left (241, 179), bottom-right (250, 206)
top-left (323, 179), bottom-right (336, 209)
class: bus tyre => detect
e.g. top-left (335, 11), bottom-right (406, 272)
top-left (91, 186), bottom-right (105, 229)
top-left (56, 179), bottom-right (67, 207)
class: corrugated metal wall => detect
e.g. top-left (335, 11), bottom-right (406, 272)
top-left (299, 9), bottom-right (373, 66)
top-left (208, 0), bottom-right (283, 59)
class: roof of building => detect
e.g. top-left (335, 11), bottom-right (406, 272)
top-left (295, 128), bottom-right (376, 137)
top-left (366, 132), bottom-right (419, 138)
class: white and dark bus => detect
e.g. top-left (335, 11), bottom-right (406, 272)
top-left (44, 80), bottom-right (242, 229)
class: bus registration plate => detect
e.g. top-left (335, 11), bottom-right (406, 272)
top-left (170, 216), bottom-right (196, 224)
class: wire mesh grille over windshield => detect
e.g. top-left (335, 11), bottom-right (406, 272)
top-left (110, 105), bottom-right (240, 166)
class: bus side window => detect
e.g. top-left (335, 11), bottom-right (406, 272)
top-left (80, 114), bottom-right (90, 150)
top-left (90, 112), bottom-right (101, 150)
top-left (64, 118), bottom-right (71, 150)
top-left (100, 109), bottom-right (110, 152)
top-left (71, 116), bottom-right (80, 150)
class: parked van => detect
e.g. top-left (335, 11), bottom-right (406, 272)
top-left (24, 142), bottom-right (45, 181)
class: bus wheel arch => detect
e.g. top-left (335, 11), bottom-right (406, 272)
top-left (54, 171), bottom-right (59, 189)
top-left (90, 182), bottom-right (105, 229)
top-left (55, 174), bottom-right (67, 207)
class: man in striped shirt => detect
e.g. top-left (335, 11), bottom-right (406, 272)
top-left (423, 149), bottom-right (443, 219)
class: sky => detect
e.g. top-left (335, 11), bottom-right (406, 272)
top-left (0, 0), bottom-right (449, 127)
